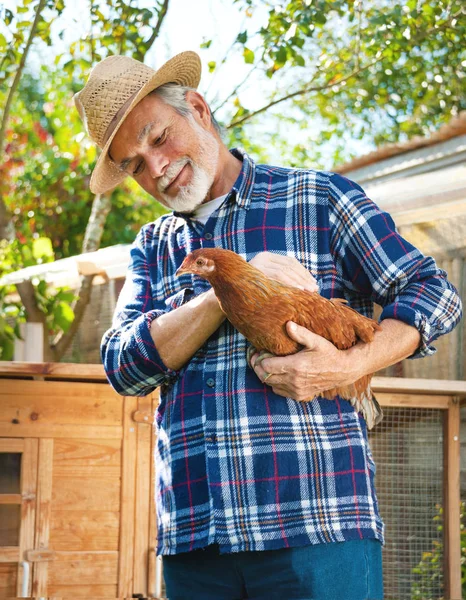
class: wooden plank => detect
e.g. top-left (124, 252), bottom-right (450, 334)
top-left (372, 376), bottom-right (466, 397)
top-left (47, 584), bottom-right (118, 597)
top-left (53, 438), bottom-right (121, 466)
top-left (133, 396), bottom-right (152, 596)
top-left (52, 476), bottom-right (120, 511)
top-left (1, 359), bottom-right (465, 394)
top-left (26, 549), bottom-right (56, 561)
top-left (16, 437), bottom-right (38, 598)
top-left (0, 361), bottom-right (107, 380)
top-left (0, 495), bottom-right (21, 504)
top-left (443, 399), bottom-right (462, 600)
top-left (32, 438), bottom-right (53, 598)
top-left (0, 439), bottom-right (24, 452)
top-left (118, 396), bottom-right (138, 598)
top-left (53, 550), bottom-right (119, 561)
top-left (376, 392), bottom-right (450, 409)
top-left (148, 393), bottom-right (161, 599)
top-left (0, 380), bottom-right (123, 426)
top-left (0, 563), bottom-right (17, 596)
top-left (48, 553), bottom-right (118, 585)
top-left (0, 423), bottom-right (123, 439)
top-left (50, 511), bottom-right (119, 551)
top-left (53, 464), bottom-right (121, 478)
top-left (0, 548), bottom-right (20, 562)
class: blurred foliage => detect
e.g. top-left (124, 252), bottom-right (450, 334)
top-left (0, 0), bottom-right (464, 360)
top-left (0, 0), bottom-right (168, 359)
top-left (411, 502), bottom-right (466, 600)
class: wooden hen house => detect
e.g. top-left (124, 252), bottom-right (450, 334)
top-left (0, 363), bottom-right (162, 599)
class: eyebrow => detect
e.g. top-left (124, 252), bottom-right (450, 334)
top-left (114, 121), bottom-right (158, 172)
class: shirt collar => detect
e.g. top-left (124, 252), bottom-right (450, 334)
top-left (228, 147), bottom-right (255, 210)
top-left (172, 148), bottom-right (256, 226)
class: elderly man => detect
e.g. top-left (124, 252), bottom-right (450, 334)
top-left (75, 52), bottom-right (462, 600)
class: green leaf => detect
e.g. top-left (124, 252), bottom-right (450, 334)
top-left (294, 54), bottom-right (305, 67)
top-left (236, 31), bottom-right (248, 44)
top-left (32, 237), bottom-right (54, 260)
top-left (200, 39), bottom-right (212, 49)
top-left (243, 47), bottom-right (255, 64)
top-left (53, 302), bottom-right (75, 332)
top-left (4, 9), bottom-right (14, 25)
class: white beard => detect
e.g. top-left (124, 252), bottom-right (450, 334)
top-left (157, 117), bottom-right (219, 213)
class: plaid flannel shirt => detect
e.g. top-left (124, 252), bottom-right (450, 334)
top-left (101, 149), bottom-right (462, 556)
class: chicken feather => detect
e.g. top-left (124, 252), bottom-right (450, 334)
top-left (176, 248), bottom-right (383, 428)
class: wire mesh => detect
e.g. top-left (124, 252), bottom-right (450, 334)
top-left (369, 406), bottom-right (444, 600)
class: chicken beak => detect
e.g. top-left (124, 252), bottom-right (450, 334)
top-left (176, 263), bottom-right (190, 277)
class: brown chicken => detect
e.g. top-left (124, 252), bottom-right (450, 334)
top-left (176, 248), bottom-right (383, 428)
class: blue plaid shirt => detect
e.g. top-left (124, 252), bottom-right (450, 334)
top-left (101, 149), bottom-right (462, 556)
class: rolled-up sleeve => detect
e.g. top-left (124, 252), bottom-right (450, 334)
top-left (100, 226), bottom-right (192, 396)
top-left (327, 173), bottom-right (463, 358)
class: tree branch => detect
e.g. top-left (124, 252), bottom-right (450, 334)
top-left (0, 0), bottom-right (47, 158)
top-left (50, 273), bottom-right (95, 360)
top-left (227, 57), bottom-right (382, 129)
top-left (0, 0), bottom-right (47, 242)
top-left (144, 0), bottom-right (169, 54)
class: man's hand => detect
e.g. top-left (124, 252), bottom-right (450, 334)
top-left (249, 252), bottom-right (319, 292)
top-left (249, 321), bottom-right (360, 401)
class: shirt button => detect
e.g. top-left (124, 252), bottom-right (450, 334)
top-left (206, 378), bottom-right (215, 387)
top-left (204, 232), bottom-right (213, 240)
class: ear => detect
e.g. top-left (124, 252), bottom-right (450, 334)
top-left (185, 91), bottom-right (212, 129)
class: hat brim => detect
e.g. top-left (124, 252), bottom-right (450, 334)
top-left (89, 51), bottom-right (201, 195)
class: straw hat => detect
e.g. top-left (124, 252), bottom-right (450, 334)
top-left (74, 51), bottom-right (202, 194)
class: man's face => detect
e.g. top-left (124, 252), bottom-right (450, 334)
top-left (109, 92), bottom-right (219, 212)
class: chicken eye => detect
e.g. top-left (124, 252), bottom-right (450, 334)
top-left (196, 258), bottom-right (204, 266)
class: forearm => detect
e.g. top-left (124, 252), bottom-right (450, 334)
top-left (348, 318), bottom-right (421, 378)
top-left (150, 288), bottom-right (226, 370)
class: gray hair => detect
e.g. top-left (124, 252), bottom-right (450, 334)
top-left (150, 83), bottom-right (223, 137)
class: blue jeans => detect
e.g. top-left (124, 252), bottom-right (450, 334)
top-left (163, 539), bottom-right (383, 600)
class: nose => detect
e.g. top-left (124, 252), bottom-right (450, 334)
top-left (145, 149), bottom-right (169, 179)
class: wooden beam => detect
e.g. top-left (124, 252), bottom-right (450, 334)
top-left (0, 548), bottom-right (20, 562)
top-left (0, 423), bottom-right (123, 439)
top-left (32, 438), bottom-right (53, 597)
top-left (376, 392), bottom-right (450, 409)
top-left (0, 362), bottom-right (107, 381)
top-left (443, 398), bottom-right (462, 600)
top-left (372, 376), bottom-right (466, 397)
top-left (0, 439), bottom-right (24, 452)
top-left (17, 438), bottom-right (38, 598)
top-left (132, 396), bottom-right (152, 597)
top-left (118, 396), bottom-right (138, 598)
top-left (0, 361), bottom-right (465, 398)
top-left (148, 393), bottom-right (162, 599)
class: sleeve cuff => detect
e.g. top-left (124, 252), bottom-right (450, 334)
top-left (379, 303), bottom-right (437, 359)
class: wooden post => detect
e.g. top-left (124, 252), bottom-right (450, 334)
top-left (14, 323), bottom-right (44, 362)
top-left (16, 438), bottom-right (38, 598)
top-left (118, 396), bottom-right (138, 598)
top-left (443, 397), bottom-right (461, 600)
top-left (31, 438), bottom-right (53, 597)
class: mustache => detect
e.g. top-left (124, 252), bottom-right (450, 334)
top-left (159, 158), bottom-right (191, 192)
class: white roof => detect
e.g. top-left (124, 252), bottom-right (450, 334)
top-left (0, 243), bottom-right (131, 287)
